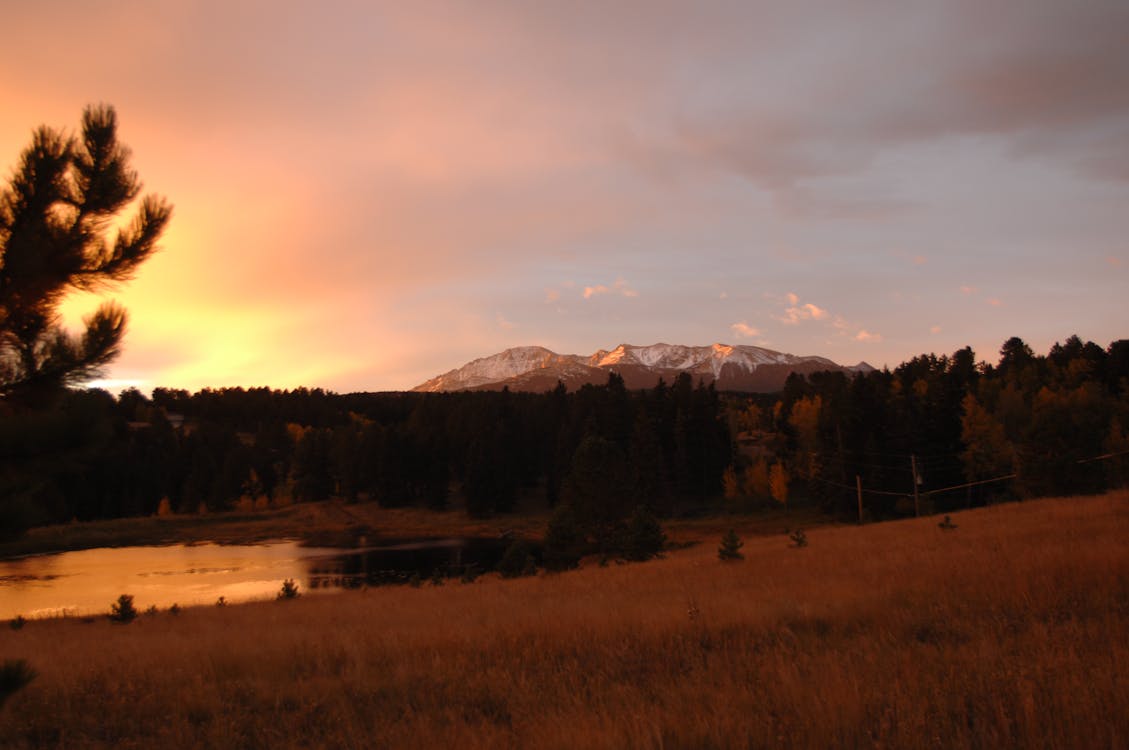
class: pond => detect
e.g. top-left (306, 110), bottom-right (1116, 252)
top-left (0, 537), bottom-right (520, 620)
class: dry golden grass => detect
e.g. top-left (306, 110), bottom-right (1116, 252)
top-left (2, 492), bottom-right (1126, 749)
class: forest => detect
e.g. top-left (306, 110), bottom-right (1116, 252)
top-left (1, 334), bottom-right (1127, 540)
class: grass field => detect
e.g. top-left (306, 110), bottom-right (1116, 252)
top-left (1, 492), bottom-right (1126, 748)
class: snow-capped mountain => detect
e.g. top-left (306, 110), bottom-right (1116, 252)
top-left (413, 343), bottom-right (873, 393)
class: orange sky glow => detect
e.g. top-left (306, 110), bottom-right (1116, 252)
top-left (4, 2), bottom-right (1127, 393)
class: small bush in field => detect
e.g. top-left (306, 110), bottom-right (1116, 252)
top-left (789, 529), bottom-right (808, 548)
top-left (277, 578), bottom-right (300, 600)
top-left (169, 603), bottom-right (181, 616)
top-left (718, 529), bottom-right (744, 561)
top-left (109, 594), bottom-right (137, 623)
top-left (9, 615), bottom-right (26, 630)
top-left (460, 564), bottom-right (482, 583)
top-left (939, 515), bottom-right (958, 531)
top-left (430, 567), bottom-right (445, 586)
top-left (408, 572), bottom-right (422, 588)
top-left (498, 540), bottom-right (537, 578)
top-left (215, 596), bottom-right (227, 607)
top-left (0, 659), bottom-right (36, 710)
top-left (144, 605), bottom-right (158, 617)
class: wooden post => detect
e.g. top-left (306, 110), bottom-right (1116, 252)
top-left (856, 474), bottom-right (863, 523)
top-left (911, 454), bottom-right (921, 518)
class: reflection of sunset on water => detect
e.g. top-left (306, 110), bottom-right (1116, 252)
top-left (0, 543), bottom-right (339, 619)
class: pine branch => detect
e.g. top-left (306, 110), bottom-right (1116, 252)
top-left (0, 105), bottom-right (169, 403)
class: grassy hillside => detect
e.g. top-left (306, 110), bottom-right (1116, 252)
top-left (2, 493), bottom-right (1126, 748)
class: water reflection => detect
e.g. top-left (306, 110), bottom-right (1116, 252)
top-left (0, 542), bottom-right (338, 619)
top-left (306, 538), bottom-right (516, 589)
top-left (0, 538), bottom-right (526, 620)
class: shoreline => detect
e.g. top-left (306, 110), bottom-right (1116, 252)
top-left (0, 499), bottom-right (828, 560)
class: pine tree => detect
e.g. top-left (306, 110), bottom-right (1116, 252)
top-left (718, 529), bottom-right (744, 561)
top-left (623, 505), bottom-right (666, 562)
top-left (959, 393), bottom-right (1014, 481)
top-left (542, 503), bottom-right (585, 571)
top-left (0, 105), bottom-right (171, 404)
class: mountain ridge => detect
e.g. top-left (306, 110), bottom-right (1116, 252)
top-left (413, 343), bottom-right (873, 393)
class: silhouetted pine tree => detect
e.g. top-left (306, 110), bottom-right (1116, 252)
top-left (0, 105), bottom-right (171, 404)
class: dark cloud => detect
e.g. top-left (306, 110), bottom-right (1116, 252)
top-left (616, 1), bottom-right (1129, 193)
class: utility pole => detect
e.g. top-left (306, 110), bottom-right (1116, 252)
top-left (911, 454), bottom-right (921, 517)
top-left (856, 474), bottom-right (863, 523)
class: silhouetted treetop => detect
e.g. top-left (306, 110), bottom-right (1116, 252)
top-left (0, 105), bottom-right (171, 403)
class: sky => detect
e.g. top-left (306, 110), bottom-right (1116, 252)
top-left (2, 1), bottom-right (1127, 393)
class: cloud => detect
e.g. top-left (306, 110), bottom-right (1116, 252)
top-left (6, 2), bottom-right (1128, 391)
top-left (730, 322), bottom-right (760, 338)
top-left (583, 279), bottom-right (638, 299)
top-left (618, 1), bottom-right (1129, 213)
top-left (987, 298), bottom-right (1005, 307)
top-left (773, 294), bottom-right (880, 344)
top-left (777, 301), bottom-right (829, 325)
top-left (930, 325), bottom-right (943, 334)
top-left (496, 313), bottom-right (516, 330)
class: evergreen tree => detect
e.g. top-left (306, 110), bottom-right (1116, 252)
top-left (960, 394), bottom-right (1014, 481)
top-left (718, 529), bottom-right (744, 561)
top-left (542, 503), bottom-right (585, 571)
top-left (565, 432), bottom-right (633, 534)
top-left (0, 105), bottom-right (171, 403)
top-left (622, 505), bottom-right (666, 561)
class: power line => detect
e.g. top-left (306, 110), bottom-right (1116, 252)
top-left (922, 473), bottom-right (1017, 497)
top-left (1076, 448), bottom-right (1129, 464)
top-left (807, 448), bottom-right (1126, 499)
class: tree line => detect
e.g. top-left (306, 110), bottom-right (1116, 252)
top-left (740, 335), bottom-right (1129, 517)
top-left (1, 335), bottom-right (1126, 539)
top-left (0, 372), bottom-right (729, 537)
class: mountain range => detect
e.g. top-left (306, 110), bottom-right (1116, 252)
top-left (412, 343), bottom-right (874, 393)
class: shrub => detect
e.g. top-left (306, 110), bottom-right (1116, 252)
top-left (789, 529), bottom-right (808, 548)
top-left (277, 578), bottom-right (300, 600)
top-left (938, 515), bottom-right (958, 531)
top-left (498, 540), bottom-right (537, 578)
top-left (0, 659), bottom-right (36, 711)
top-left (215, 596), bottom-right (227, 607)
top-left (169, 603), bottom-right (181, 616)
top-left (109, 594), bottom-right (137, 623)
top-left (718, 529), bottom-right (744, 561)
top-left (8, 615), bottom-right (26, 630)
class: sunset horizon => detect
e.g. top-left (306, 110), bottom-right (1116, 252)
top-left (4, 1), bottom-right (1126, 393)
